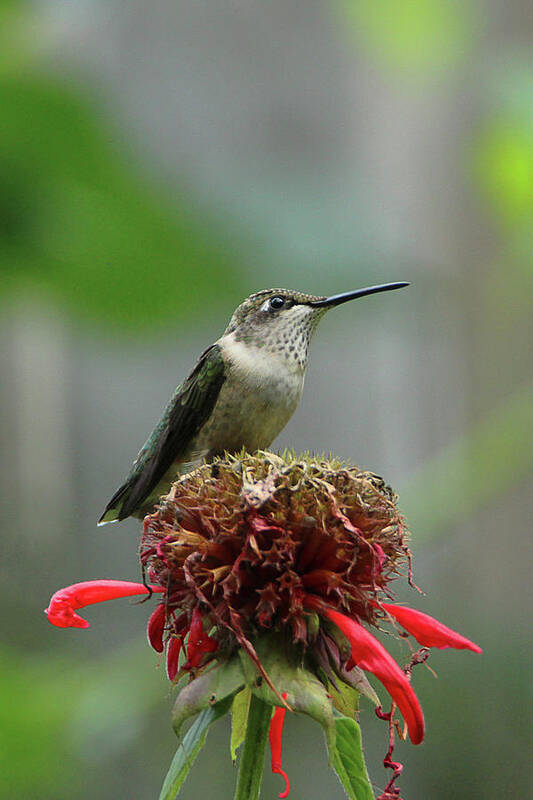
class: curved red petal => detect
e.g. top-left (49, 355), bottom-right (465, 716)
top-left (273, 766), bottom-right (290, 799)
top-left (43, 601), bottom-right (91, 629)
top-left (166, 637), bottom-right (182, 681)
top-left (305, 598), bottom-right (425, 745)
top-left (269, 693), bottom-right (290, 799)
top-left (45, 580), bottom-right (163, 629)
top-left (381, 604), bottom-right (482, 654)
top-left (147, 603), bottom-right (166, 653)
top-left (185, 607), bottom-right (218, 668)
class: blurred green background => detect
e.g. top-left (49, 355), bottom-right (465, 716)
top-left (1, 0), bottom-right (532, 797)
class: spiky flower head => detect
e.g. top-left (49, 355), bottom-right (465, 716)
top-left (141, 450), bottom-right (408, 665)
top-left (46, 450), bottom-right (481, 800)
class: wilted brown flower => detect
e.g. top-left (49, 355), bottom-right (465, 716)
top-left (140, 451), bottom-right (409, 680)
top-left (46, 450), bottom-right (481, 799)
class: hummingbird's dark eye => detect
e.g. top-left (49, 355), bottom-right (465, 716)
top-left (269, 296), bottom-right (286, 311)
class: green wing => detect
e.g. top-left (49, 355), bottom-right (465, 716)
top-left (98, 344), bottom-right (226, 523)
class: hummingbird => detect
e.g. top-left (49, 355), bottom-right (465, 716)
top-left (98, 282), bottom-right (408, 525)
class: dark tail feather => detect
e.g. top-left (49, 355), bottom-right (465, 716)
top-left (97, 481), bottom-right (132, 525)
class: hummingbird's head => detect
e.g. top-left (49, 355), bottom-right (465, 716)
top-left (223, 283), bottom-right (409, 369)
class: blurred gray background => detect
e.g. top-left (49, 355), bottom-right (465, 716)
top-left (1, 0), bottom-right (532, 797)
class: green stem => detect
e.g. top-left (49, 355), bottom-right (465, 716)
top-left (234, 694), bottom-right (272, 800)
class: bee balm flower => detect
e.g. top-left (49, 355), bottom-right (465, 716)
top-left (46, 451), bottom-right (481, 799)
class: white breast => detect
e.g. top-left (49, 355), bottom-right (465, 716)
top-left (204, 334), bottom-right (306, 452)
top-left (221, 335), bottom-right (304, 404)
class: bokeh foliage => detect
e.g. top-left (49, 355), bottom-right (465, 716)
top-left (2, 0), bottom-right (532, 798)
top-left (0, 7), bottom-right (246, 330)
top-left (339, 0), bottom-right (473, 72)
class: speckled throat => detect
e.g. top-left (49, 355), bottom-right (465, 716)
top-left (223, 288), bottom-right (328, 371)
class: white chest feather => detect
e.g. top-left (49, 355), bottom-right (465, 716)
top-left (199, 335), bottom-right (305, 452)
top-left (222, 336), bottom-right (304, 402)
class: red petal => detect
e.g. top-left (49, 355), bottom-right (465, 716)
top-left (147, 603), bottom-right (166, 653)
top-left (45, 580), bottom-right (163, 628)
top-left (166, 637), bottom-right (182, 681)
top-left (304, 597), bottom-right (425, 745)
top-left (381, 604), bottom-right (482, 654)
top-left (269, 693), bottom-right (290, 799)
top-left (185, 607), bottom-right (218, 668)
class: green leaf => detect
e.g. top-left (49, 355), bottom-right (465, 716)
top-left (159, 696), bottom-right (232, 800)
top-left (329, 714), bottom-right (374, 800)
top-left (230, 687), bottom-right (251, 763)
top-left (328, 681), bottom-right (360, 718)
top-left (172, 655), bottom-right (245, 737)
top-left (233, 694), bottom-right (272, 800)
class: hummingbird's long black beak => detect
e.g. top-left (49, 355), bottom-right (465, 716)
top-left (310, 281), bottom-right (409, 308)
